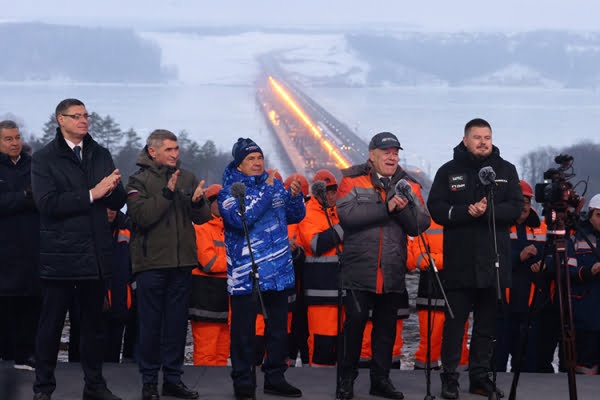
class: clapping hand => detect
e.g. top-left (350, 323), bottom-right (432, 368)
top-left (167, 170), bottom-right (180, 192)
top-left (290, 176), bottom-right (301, 197)
top-left (266, 169), bottom-right (278, 186)
top-left (388, 195), bottom-right (408, 213)
top-left (468, 197), bottom-right (487, 217)
top-left (192, 180), bottom-right (206, 203)
top-left (91, 169), bottom-right (121, 200)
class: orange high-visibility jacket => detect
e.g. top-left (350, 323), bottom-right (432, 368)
top-left (189, 216), bottom-right (228, 323)
top-left (507, 215), bottom-right (547, 311)
top-left (410, 220), bottom-right (446, 311)
top-left (297, 197), bottom-right (342, 305)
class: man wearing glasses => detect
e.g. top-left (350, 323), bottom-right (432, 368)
top-left (31, 98), bottom-right (126, 400)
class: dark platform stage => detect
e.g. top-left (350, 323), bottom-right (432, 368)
top-left (1, 362), bottom-right (597, 400)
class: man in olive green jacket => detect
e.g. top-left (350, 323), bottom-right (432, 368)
top-left (126, 129), bottom-right (210, 400)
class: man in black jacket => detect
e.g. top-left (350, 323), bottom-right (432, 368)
top-left (31, 98), bottom-right (126, 400)
top-left (0, 120), bottom-right (40, 371)
top-left (427, 118), bottom-right (522, 399)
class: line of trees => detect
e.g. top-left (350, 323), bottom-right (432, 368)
top-left (0, 22), bottom-right (172, 83)
top-left (28, 113), bottom-right (231, 185)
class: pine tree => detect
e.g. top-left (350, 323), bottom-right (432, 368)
top-left (39, 113), bottom-right (59, 145)
top-left (94, 114), bottom-right (122, 153)
top-left (113, 128), bottom-right (143, 181)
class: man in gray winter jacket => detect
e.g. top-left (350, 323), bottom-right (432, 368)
top-left (336, 132), bottom-right (430, 400)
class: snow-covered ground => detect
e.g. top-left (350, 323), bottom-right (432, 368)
top-left (140, 31), bottom-right (368, 87)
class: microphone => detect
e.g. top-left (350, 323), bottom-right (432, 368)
top-left (478, 166), bottom-right (496, 185)
top-left (230, 182), bottom-right (246, 213)
top-left (394, 179), bottom-right (413, 202)
top-left (311, 180), bottom-right (328, 208)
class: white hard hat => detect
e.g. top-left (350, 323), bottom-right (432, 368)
top-left (589, 194), bottom-right (600, 211)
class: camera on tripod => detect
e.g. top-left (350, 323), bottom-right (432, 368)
top-left (534, 154), bottom-right (585, 232)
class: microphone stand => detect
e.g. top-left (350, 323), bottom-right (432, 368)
top-left (408, 195), bottom-right (454, 400)
top-left (237, 196), bottom-right (267, 392)
top-left (508, 240), bottom-right (550, 400)
top-left (419, 232), bottom-right (454, 400)
top-left (486, 184), bottom-right (501, 400)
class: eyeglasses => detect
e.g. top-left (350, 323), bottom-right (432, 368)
top-left (61, 113), bottom-right (90, 120)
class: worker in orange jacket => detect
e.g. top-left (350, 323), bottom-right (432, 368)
top-left (189, 184), bottom-right (230, 366)
top-left (496, 180), bottom-right (547, 372)
top-left (408, 221), bottom-right (470, 370)
top-left (297, 170), bottom-right (403, 368)
top-left (284, 173), bottom-right (310, 365)
top-left (297, 169), bottom-right (343, 366)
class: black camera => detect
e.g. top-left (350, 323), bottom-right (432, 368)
top-left (535, 155), bottom-right (578, 209)
top-left (535, 154), bottom-right (585, 231)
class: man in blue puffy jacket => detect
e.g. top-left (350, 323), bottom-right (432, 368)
top-left (218, 138), bottom-right (305, 400)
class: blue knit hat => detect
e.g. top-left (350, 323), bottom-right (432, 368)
top-left (232, 137), bottom-right (263, 166)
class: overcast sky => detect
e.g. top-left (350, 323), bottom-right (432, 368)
top-left (3, 0), bottom-right (600, 31)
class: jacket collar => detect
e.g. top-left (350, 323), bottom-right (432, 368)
top-left (222, 160), bottom-right (268, 188)
top-left (52, 128), bottom-right (96, 162)
top-left (207, 215), bottom-right (224, 227)
top-left (135, 146), bottom-right (180, 175)
top-left (366, 159), bottom-right (409, 189)
top-left (523, 208), bottom-right (541, 228)
top-left (0, 150), bottom-right (30, 167)
top-left (453, 141), bottom-right (501, 169)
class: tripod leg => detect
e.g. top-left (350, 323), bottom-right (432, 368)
top-left (554, 238), bottom-right (578, 400)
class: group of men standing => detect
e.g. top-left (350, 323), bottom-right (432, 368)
top-left (1, 99), bottom-right (211, 400)
top-left (6, 96), bottom-right (582, 400)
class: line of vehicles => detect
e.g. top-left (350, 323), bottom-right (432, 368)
top-left (256, 57), bottom-right (431, 197)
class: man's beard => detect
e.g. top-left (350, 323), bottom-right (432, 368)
top-left (474, 148), bottom-right (490, 160)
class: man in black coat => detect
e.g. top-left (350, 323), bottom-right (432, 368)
top-left (31, 99), bottom-right (126, 400)
top-left (0, 120), bottom-right (40, 370)
top-left (427, 118), bottom-right (523, 399)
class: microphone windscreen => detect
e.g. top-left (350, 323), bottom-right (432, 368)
top-left (394, 178), bottom-right (412, 198)
top-left (230, 182), bottom-right (246, 198)
top-left (478, 166), bottom-right (496, 185)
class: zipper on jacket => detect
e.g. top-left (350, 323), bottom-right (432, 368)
top-left (83, 148), bottom-right (104, 280)
top-left (376, 227), bottom-right (384, 294)
top-left (166, 170), bottom-right (180, 265)
top-left (175, 193), bottom-right (181, 267)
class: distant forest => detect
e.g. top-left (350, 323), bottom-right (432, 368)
top-left (22, 113), bottom-right (231, 186)
top-left (0, 22), bottom-right (172, 82)
top-left (346, 31), bottom-right (600, 87)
